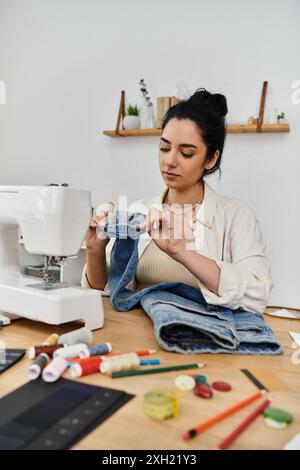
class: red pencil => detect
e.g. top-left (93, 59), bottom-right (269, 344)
top-left (216, 398), bottom-right (271, 450)
top-left (182, 390), bottom-right (264, 441)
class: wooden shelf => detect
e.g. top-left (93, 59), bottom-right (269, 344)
top-left (103, 128), bottom-right (162, 137)
top-left (103, 123), bottom-right (290, 137)
top-left (228, 123), bottom-right (290, 133)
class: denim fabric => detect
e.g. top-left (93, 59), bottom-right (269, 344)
top-left (107, 211), bottom-right (283, 355)
top-left (101, 211), bottom-right (147, 240)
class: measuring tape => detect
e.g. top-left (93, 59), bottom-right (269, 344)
top-left (144, 390), bottom-right (179, 421)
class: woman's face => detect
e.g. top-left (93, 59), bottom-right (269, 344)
top-left (159, 118), bottom-right (217, 190)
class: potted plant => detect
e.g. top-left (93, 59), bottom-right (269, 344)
top-left (122, 104), bottom-right (141, 130)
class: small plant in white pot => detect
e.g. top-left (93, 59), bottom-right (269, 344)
top-left (123, 104), bottom-right (141, 130)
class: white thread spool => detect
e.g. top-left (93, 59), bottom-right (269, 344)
top-left (53, 343), bottom-right (88, 359)
top-left (69, 364), bottom-right (83, 378)
top-left (42, 357), bottom-right (68, 382)
top-left (58, 327), bottom-right (93, 346)
top-left (0, 314), bottom-right (10, 326)
top-left (100, 352), bottom-right (140, 374)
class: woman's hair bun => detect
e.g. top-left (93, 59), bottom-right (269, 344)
top-left (189, 88), bottom-right (228, 117)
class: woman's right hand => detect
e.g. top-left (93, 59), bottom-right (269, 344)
top-left (85, 202), bottom-right (115, 253)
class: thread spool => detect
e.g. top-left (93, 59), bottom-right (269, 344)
top-left (27, 353), bottom-right (49, 380)
top-left (144, 390), bottom-right (179, 421)
top-left (68, 355), bottom-right (103, 367)
top-left (27, 344), bottom-right (64, 360)
top-left (42, 357), bottom-right (68, 383)
top-left (0, 314), bottom-right (10, 326)
top-left (69, 361), bottom-right (102, 378)
top-left (100, 352), bottom-right (140, 375)
top-left (53, 343), bottom-right (88, 360)
top-left (68, 356), bottom-right (103, 377)
top-left (58, 327), bottom-right (93, 346)
top-left (68, 350), bottom-right (157, 363)
top-left (79, 342), bottom-right (112, 358)
top-left (67, 353), bottom-right (116, 364)
top-left (42, 333), bottom-right (59, 346)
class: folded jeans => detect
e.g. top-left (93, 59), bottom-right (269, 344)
top-left (107, 211), bottom-right (282, 355)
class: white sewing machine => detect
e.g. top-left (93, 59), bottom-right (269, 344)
top-left (0, 185), bottom-right (104, 330)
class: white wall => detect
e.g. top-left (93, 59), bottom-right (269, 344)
top-left (0, 0), bottom-right (299, 307)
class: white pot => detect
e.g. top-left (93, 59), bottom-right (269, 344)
top-left (122, 115), bottom-right (141, 130)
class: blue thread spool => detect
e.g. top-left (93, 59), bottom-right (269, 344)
top-left (79, 342), bottom-right (112, 358)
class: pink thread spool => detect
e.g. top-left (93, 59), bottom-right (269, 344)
top-left (42, 357), bottom-right (68, 382)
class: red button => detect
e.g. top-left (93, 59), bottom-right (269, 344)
top-left (212, 381), bottom-right (232, 392)
top-left (194, 383), bottom-right (213, 399)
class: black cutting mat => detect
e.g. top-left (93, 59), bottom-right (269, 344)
top-left (0, 378), bottom-right (134, 450)
top-left (0, 349), bottom-right (25, 374)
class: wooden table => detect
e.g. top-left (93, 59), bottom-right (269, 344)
top-left (1, 299), bottom-right (299, 450)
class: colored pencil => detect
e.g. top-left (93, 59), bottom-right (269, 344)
top-left (182, 390), bottom-right (265, 441)
top-left (140, 359), bottom-right (160, 365)
top-left (216, 398), bottom-right (271, 450)
top-left (131, 349), bottom-right (157, 357)
top-left (111, 363), bottom-right (206, 378)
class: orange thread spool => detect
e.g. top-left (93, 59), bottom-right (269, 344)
top-left (69, 357), bottom-right (103, 377)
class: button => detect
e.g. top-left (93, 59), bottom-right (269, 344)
top-left (188, 219), bottom-right (195, 230)
top-left (194, 382), bottom-right (213, 399)
top-left (194, 374), bottom-right (206, 384)
top-left (175, 375), bottom-right (196, 391)
top-left (144, 390), bottom-right (179, 420)
top-left (264, 417), bottom-right (287, 429)
top-left (212, 381), bottom-right (232, 392)
top-left (263, 407), bottom-right (293, 423)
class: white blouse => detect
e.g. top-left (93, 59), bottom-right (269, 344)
top-left (81, 181), bottom-right (273, 314)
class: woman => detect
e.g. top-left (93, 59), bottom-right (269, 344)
top-left (82, 89), bottom-right (273, 314)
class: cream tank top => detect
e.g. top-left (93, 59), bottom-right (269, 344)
top-left (135, 241), bottom-right (200, 291)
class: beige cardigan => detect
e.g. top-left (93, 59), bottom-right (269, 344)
top-left (81, 181), bottom-right (273, 314)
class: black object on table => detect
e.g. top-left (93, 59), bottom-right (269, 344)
top-left (0, 349), bottom-right (25, 375)
top-left (0, 378), bottom-right (134, 450)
